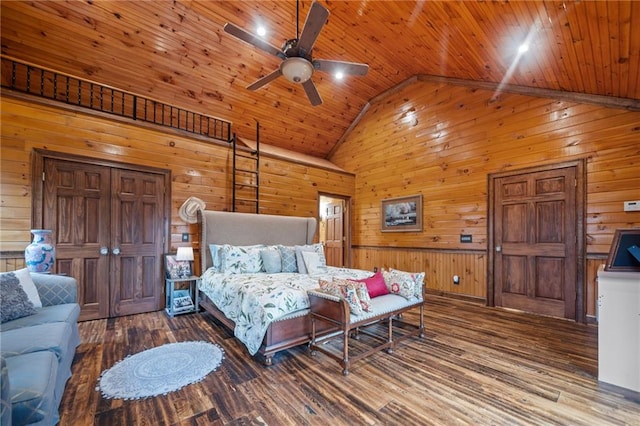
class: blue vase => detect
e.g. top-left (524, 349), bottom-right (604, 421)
top-left (25, 229), bottom-right (56, 273)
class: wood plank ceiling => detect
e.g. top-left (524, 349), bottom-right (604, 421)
top-left (2, 1), bottom-right (639, 158)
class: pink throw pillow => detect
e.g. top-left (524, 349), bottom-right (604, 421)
top-left (356, 270), bottom-right (389, 298)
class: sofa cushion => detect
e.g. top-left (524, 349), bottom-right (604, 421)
top-left (0, 272), bottom-right (37, 324)
top-left (2, 269), bottom-right (42, 308)
top-left (0, 304), bottom-right (81, 332)
top-left (5, 351), bottom-right (58, 426)
top-left (0, 322), bottom-right (73, 361)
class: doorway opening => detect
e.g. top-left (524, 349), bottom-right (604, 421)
top-left (318, 194), bottom-right (351, 268)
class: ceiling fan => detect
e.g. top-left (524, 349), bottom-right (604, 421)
top-left (223, 1), bottom-right (369, 106)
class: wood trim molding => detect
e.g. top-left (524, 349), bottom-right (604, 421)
top-left (417, 74), bottom-right (640, 112)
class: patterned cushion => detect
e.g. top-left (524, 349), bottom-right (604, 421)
top-left (295, 244), bottom-right (326, 274)
top-left (260, 247), bottom-right (282, 273)
top-left (219, 244), bottom-right (264, 274)
top-left (0, 271), bottom-right (37, 323)
top-left (1, 269), bottom-right (42, 307)
top-left (278, 245), bottom-right (298, 272)
top-left (390, 268), bottom-right (425, 298)
top-left (383, 269), bottom-right (425, 300)
top-left (319, 279), bottom-right (364, 316)
top-left (301, 251), bottom-right (328, 275)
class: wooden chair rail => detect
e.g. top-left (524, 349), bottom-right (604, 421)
top-left (308, 291), bottom-right (425, 375)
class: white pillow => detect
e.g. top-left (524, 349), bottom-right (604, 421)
top-left (301, 251), bottom-right (327, 275)
top-left (13, 268), bottom-right (42, 308)
top-left (295, 244), bottom-right (326, 274)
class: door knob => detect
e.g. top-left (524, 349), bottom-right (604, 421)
top-left (100, 246), bottom-right (109, 255)
top-left (112, 247), bottom-right (121, 255)
top-left (495, 245), bottom-right (502, 252)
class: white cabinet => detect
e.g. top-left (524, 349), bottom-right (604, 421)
top-left (597, 266), bottom-right (640, 392)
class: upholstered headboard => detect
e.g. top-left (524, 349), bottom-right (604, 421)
top-left (199, 211), bottom-right (317, 271)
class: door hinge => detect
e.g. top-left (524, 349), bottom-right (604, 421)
top-left (574, 179), bottom-right (577, 187)
top-left (42, 172), bottom-right (45, 182)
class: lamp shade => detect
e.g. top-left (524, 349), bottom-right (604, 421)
top-left (176, 247), bottom-right (194, 261)
top-left (280, 57), bottom-right (314, 84)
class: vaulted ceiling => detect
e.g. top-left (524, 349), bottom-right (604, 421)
top-left (2, 1), bottom-right (639, 158)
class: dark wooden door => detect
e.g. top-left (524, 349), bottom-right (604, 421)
top-left (110, 169), bottom-right (165, 316)
top-left (324, 201), bottom-right (344, 267)
top-left (43, 158), bottom-right (165, 320)
top-left (493, 166), bottom-right (577, 319)
top-left (44, 159), bottom-right (111, 320)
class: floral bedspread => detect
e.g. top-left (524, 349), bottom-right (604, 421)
top-left (199, 267), bottom-right (373, 355)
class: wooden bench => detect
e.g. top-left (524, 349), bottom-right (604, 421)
top-left (307, 288), bottom-right (425, 375)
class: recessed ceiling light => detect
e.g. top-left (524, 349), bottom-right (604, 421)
top-left (335, 71), bottom-right (344, 80)
top-left (518, 43), bottom-right (529, 54)
top-left (256, 26), bottom-right (266, 37)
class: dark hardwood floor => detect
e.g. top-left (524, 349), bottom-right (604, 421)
top-left (59, 295), bottom-right (640, 425)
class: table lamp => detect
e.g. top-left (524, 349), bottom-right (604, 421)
top-left (176, 246), bottom-right (194, 278)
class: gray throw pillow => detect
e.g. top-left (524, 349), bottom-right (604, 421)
top-left (0, 272), bottom-right (37, 323)
top-left (260, 248), bottom-right (282, 273)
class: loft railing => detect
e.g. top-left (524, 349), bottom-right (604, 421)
top-left (1, 57), bottom-right (232, 143)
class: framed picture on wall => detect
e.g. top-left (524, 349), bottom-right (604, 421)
top-left (381, 194), bottom-right (423, 232)
top-left (605, 229), bottom-right (640, 272)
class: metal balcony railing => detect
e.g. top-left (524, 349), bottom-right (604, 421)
top-left (1, 57), bottom-right (232, 143)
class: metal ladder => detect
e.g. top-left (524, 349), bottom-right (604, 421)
top-left (232, 121), bottom-right (260, 213)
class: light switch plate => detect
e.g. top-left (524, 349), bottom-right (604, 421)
top-left (623, 200), bottom-right (640, 212)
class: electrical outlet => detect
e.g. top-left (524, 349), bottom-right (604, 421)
top-left (623, 200), bottom-right (640, 212)
top-left (453, 275), bottom-right (460, 285)
top-left (182, 233), bottom-right (189, 242)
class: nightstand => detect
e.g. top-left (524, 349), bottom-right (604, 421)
top-left (165, 275), bottom-right (200, 317)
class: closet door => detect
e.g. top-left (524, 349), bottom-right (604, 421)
top-left (44, 159), bottom-right (111, 320)
top-left (43, 157), bottom-right (166, 320)
top-left (110, 169), bottom-right (165, 317)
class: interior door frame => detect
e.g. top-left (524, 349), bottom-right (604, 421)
top-left (486, 159), bottom-right (586, 322)
top-left (318, 193), bottom-right (352, 268)
top-left (30, 148), bottom-right (171, 265)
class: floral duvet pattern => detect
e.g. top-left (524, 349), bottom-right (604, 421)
top-left (200, 267), bottom-right (373, 355)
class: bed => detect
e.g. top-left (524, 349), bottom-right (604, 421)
top-left (197, 210), bottom-right (374, 365)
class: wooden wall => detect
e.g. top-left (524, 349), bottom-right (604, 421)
top-left (331, 80), bottom-right (640, 318)
top-left (0, 94), bottom-right (355, 261)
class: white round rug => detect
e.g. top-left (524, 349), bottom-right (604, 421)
top-left (97, 341), bottom-right (224, 400)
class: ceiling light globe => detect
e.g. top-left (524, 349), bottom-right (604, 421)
top-left (280, 57), bottom-right (314, 84)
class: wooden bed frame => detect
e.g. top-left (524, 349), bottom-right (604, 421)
top-left (197, 210), bottom-right (334, 365)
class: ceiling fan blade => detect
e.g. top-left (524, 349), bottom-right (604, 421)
top-left (247, 68), bottom-right (283, 91)
top-left (297, 2), bottom-right (329, 55)
top-left (302, 79), bottom-right (322, 106)
top-left (223, 23), bottom-right (284, 59)
top-left (314, 59), bottom-right (369, 76)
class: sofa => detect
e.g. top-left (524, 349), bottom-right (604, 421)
top-left (0, 269), bottom-right (81, 426)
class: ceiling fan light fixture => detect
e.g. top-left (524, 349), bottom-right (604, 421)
top-left (280, 57), bottom-right (314, 84)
